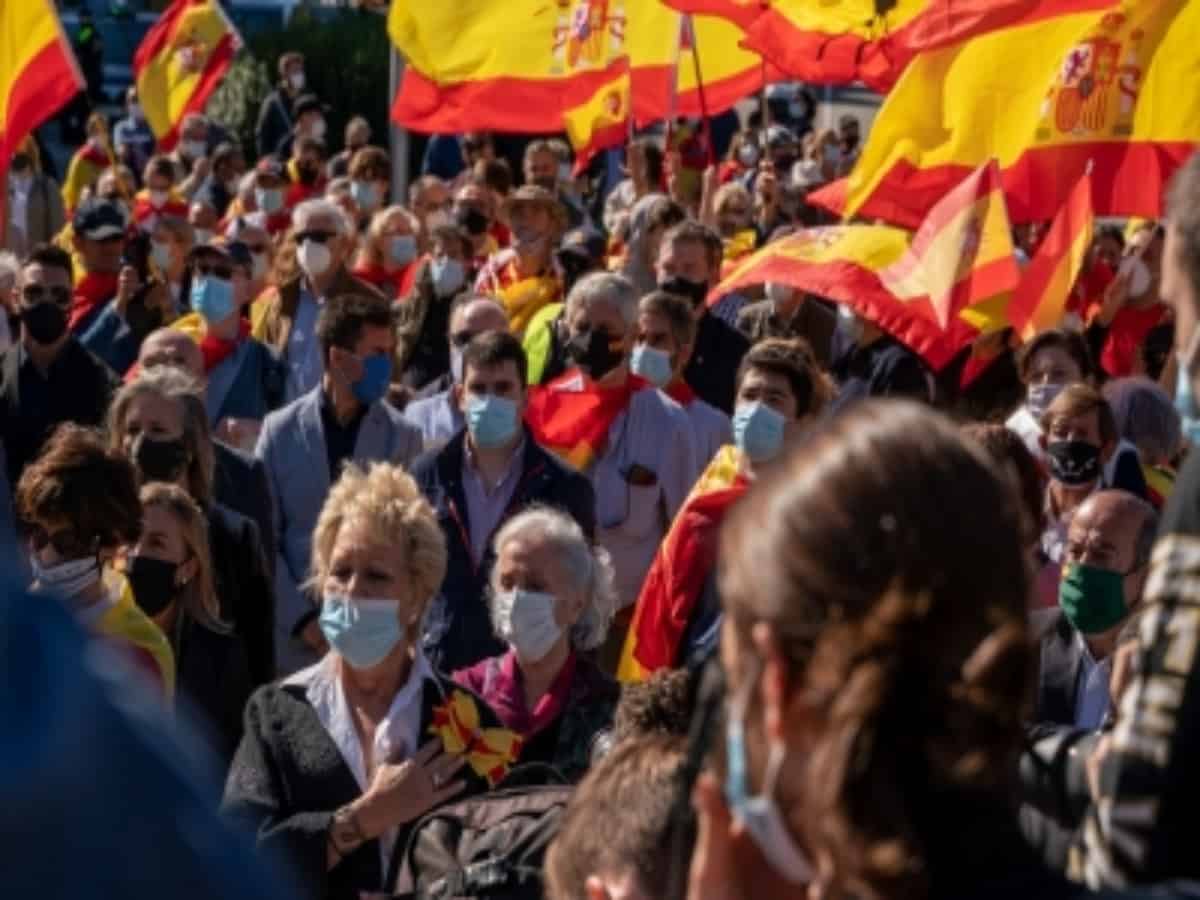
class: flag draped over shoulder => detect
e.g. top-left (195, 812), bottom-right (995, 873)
top-left (133, 0), bottom-right (241, 150)
top-left (0, 0), bottom-right (83, 174)
top-left (711, 225), bottom-right (980, 371)
top-left (1008, 171), bottom-right (1095, 340)
top-left (829, 0), bottom-right (1200, 227)
top-left (618, 445), bottom-right (747, 683)
top-left (525, 371), bottom-right (652, 471)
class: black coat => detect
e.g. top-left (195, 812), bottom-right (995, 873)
top-left (1033, 607), bottom-right (1087, 731)
top-left (683, 312), bottom-right (750, 414)
top-left (222, 669), bottom-right (509, 900)
top-left (173, 611), bottom-right (254, 767)
top-left (410, 428), bottom-right (597, 673)
top-left (208, 503), bottom-right (276, 687)
top-left (831, 332), bottom-right (932, 413)
top-left (213, 440), bottom-right (277, 576)
top-left (255, 87), bottom-right (295, 160)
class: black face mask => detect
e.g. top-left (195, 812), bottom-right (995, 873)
top-left (21, 301), bottom-right (68, 345)
top-left (133, 434), bottom-right (190, 483)
top-left (455, 205), bottom-right (489, 236)
top-left (566, 328), bottom-right (625, 381)
top-left (125, 555), bottom-right (179, 617)
top-left (1047, 439), bottom-right (1102, 486)
top-left (11, 153), bottom-right (31, 174)
top-left (659, 276), bottom-right (708, 309)
top-left (297, 163), bottom-right (320, 186)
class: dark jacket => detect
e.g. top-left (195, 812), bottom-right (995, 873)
top-left (256, 268), bottom-right (385, 359)
top-left (735, 298), bottom-right (837, 368)
top-left (173, 611), bottom-right (254, 767)
top-left (213, 441), bottom-right (276, 576)
top-left (683, 312), bottom-right (751, 414)
top-left (0, 338), bottom-right (118, 490)
top-left (1033, 607), bottom-right (1087, 731)
top-left (936, 345), bottom-right (1023, 423)
top-left (396, 261), bottom-right (455, 392)
top-left (831, 332), bottom-right (932, 413)
top-left (208, 502), bottom-right (276, 688)
top-left (411, 428), bottom-right (597, 673)
top-left (256, 86), bottom-right (296, 160)
top-left (222, 668), bottom-right (508, 900)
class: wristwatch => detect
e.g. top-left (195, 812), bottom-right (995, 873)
top-left (330, 805), bottom-right (367, 856)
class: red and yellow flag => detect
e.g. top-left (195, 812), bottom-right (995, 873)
top-left (1008, 170), bottom-right (1094, 340)
top-left (0, 0), bottom-right (83, 178)
top-left (563, 60), bottom-right (631, 172)
top-left (525, 371), bottom-right (652, 471)
top-left (618, 445), bottom-right (747, 683)
top-left (711, 224), bottom-right (980, 370)
top-left (133, 0), bottom-right (241, 151)
top-left (878, 160), bottom-right (1019, 329)
top-left (836, 0), bottom-right (1200, 227)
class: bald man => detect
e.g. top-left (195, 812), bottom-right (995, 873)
top-left (138, 328), bottom-right (276, 584)
top-left (402, 296), bottom-right (509, 451)
top-left (1033, 489), bottom-right (1158, 731)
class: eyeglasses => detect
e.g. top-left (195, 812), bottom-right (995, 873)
top-left (194, 261), bottom-right (233, 279)
top-left (296, 230), bottom-right (336, 244)
top-left (450, 330), bottom-right (475, 348)
top-left (22, 284), bottom-right (71, 306)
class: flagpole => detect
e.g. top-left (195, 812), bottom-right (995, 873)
top-left (686, 15), bottom-right (715, 166)
top-left (759, 56), bottom-right (770, 127)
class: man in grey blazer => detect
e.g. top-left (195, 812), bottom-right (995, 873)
top-left (256, 292), bottom-right (422, 674)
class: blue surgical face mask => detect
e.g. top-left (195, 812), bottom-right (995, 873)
top-left (725, 669), bottom-right (812, 885)
top-left (431, 256), bottom-right (466, 298)
top-left (1176, 325), bottom-right (1200, 447)
top-left (190, 275), bottom-right (237, 323)
top-left (150, 240), bottom-right (173, 272)
top-left (630, 343), bottom-right (674, 388)
top-left (733, 401), bottom-right (787, 463)
top-left (256, 187), bottom-right (284, 214)
top-left (351, 180), bottom-right (381, 212)
top-left (318, 593), bottom-right (404, 669)
top-left (352, 354), bottom-right (393, 406)
top-left (465, 393), bottom-right (520, 449)
top-left (389, 234), bottom-right (417, 267)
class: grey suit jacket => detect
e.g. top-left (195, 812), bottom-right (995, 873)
top-left (255, 386), bottom-right (422, 674)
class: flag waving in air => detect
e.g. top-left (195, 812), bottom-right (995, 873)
top-left (133, 0), bottom-right (242, 150)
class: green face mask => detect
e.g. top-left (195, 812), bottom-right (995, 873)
top-left (1058, 562), bottom-right (1129, 634)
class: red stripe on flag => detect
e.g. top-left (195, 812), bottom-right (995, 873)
top-left (1, 39), bottom-right (83, 168)
top-left (155, 31), bottom-right (235, 151)
top-left (132, 0), bottom-right (191, 74)
top-left (661, 0), bottom-right (765, 30)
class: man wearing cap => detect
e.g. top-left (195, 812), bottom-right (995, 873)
top-left (0, 244), bottom-right (119, 489)
top-left (252, 198), bottom-right (383, 402)
top-left (68, 197), bottom-right (135, 336)
top-left (274, 94), bottom-right (327, 163)
top-left (474, 185), bottom-right (565, 336)
top-left (256, 52), bottom-right (306, 160)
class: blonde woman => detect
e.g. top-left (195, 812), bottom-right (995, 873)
top-left (124, 482), bottom-right (251, 763)
top-left (223, 462), bottom-right (517, 899)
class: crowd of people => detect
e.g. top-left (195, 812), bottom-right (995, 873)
top-left (10, 45), bottom-right (1200, 900)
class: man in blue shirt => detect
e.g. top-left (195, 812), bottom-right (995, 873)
top-left (112, 87), bottom-right (155, 180)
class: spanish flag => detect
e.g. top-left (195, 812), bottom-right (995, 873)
top-left (711, 224), bottom-right (981, 371)
top-left (133, 0), bottom-right (242, 151)
top-left (1008, 170), bottom-right (1094, 340)
top-left (878, 159), bottom-right (1019, 330)
top-left (0, 0), bottom-right (83, 184)
top-left (618, 445), bottom-right (747, 682)
top-left (525, 371), bottom-right (652, 471)
top-left (836, 0), bottom-right (1200, 227)
top-left (563, 60), bottom-right (631, 172)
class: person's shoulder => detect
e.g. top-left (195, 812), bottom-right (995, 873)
top-left (1030, 606), bottom-right (1069, 643)
top-left (689, 397), bottom-right (729, 426)
top-left (736, 299), bottom-right (769, 324)
top-left (210, 500), bottom-right (260, 544)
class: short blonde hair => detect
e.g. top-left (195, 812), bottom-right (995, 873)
top-left (310, 462), bottom-right (447, 616)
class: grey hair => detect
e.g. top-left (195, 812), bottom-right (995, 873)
top-left (488, 506), bottom-right (617, 650)
top-left (565, 272), bottom-right (639, 327)
top-left (1103, 377), bottom-right (1183, 465)
top-left (293, 197), bottom-right (354, 238)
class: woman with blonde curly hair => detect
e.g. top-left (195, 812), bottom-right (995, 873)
top-left (453, 506), bottom-right (620, 782)
top-left (687, 401), bottom-right (1047, 900)
top-left (222, 461), bottom-right (516, 900)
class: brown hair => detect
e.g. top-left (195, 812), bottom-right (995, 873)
top-left (348, 146), bottom-right (390, 183)
top-left (1040, 381), bottom-right (1117, 444)
top-left (638, 290), bottom-right (697, 349)
top-left (612, 668), bottom-right (693, 742)
top-left (960, 423), bottom-right (1045, 545)
top-left (16, 424), bottom-right (142, 551)
top-left (316, 292), bottom-right (397, 361)
top-left (461, 329), bottom-right (528, 386)
top-left (139, 482), bottom-right (223, 627)
top-left (474, 158), bottom-right (513, 196)
top-left (143, 155), bottom-right (178, 185)
top-left (719, 401), bottom-right (1031, 900)
top-left (544, 735), bottom-right (691, 900)
top-left (1016, 328), bottom-right (1095, 383)
top-left (23, 243), bottom-right (74, 284)
top-left (736, 337), bottom-right (833, 419)
top-left (662, 220), bottom-right (723, 273)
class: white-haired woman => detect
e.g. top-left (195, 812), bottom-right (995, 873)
top-left (453, 506), bottom-right (620, 782)
top-left (223, 462), bottom-right (518, 900)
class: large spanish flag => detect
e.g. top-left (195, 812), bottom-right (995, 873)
top-left (618, 445), bottom-right (747, 683)
top-left (834, 0), bottom-right (1200, 228)
top-left (0, 0), bottom-right (83, 179)
top-left (390, 0), bottom-right (775, 135)
top-left (1008, 170), bottom-right (1094, 340)
top-left (133, 0), bottom-right (241, 151)
top-left (711, 224), bottom-right (981, 370)
top-left (878, 159), bottom-right (1019, 329)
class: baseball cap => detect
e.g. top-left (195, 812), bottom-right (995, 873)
top-left (190, 239), bottom-right (253, 272)
top-left (72, 198), bottom-right (127, 241)
top-left (558, 226), bottom-right (606, 268)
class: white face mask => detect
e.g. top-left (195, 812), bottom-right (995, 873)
top-left (493, 588), bottom-right (562, 664)
top-left (297, 239), bottom-right (333, 278)
top-left (182, 139), bottom-right (207, 162)
top-left (192, 228), bottom-right (213, 246)
top-left (251, 252), bottom-right (269, 281)
top-left (311, 118), bottom-right (327, 141)
top-left (1026, 381), bottom-right (1065, 421)
top-left (148, 188), bottom-right (168, 207)
top-left (289, 71), bottom-right (306, 92)
top-left (29, 553), bottom-right (101, 600)
top-left (1120, 255), bottom-right (1152, 298)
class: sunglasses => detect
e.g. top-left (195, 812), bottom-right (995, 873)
top-left (194, 261), bottom-right (233, 279)
top-left (22, 284), bottom-right (71, 306)
top-left (30, 526), bottom-right (93, 558)
top-left (296, 230), bottom-right (336, 244)
top-left (450, 330), bottom-right (476, 348)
